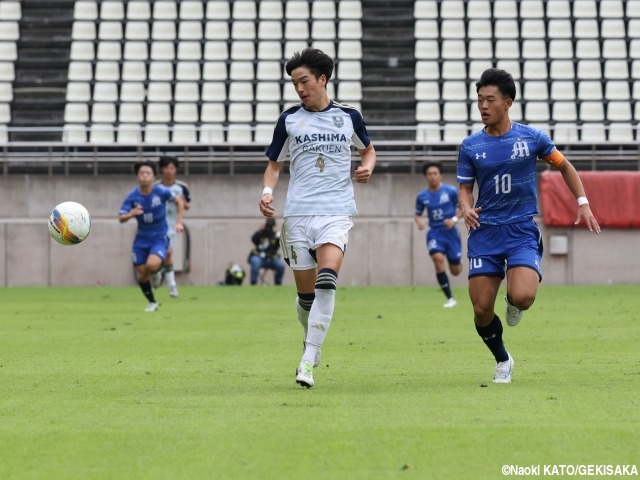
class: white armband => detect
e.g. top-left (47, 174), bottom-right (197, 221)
top-left (451, 216), bottom-right (459, 223)
top-left (577, 196), bottom-right (589, 206)
top-left (262, 186), bottom-right (273, 196)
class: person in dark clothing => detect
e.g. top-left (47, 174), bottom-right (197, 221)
top-left (248, 218), bottom-right (286, 285)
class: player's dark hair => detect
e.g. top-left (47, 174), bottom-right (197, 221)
top-left (285, 47), bottom-right (334, 82)
top-left (476, 68), bottom-right (517, 101)
top-left (134, 160), bottom-right (157, 175)
top-left (422, 162), bottom-right (443, 175)
top-left (158, 155), bottom-right (179, 169)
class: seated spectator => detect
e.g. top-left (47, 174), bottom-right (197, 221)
top-left (248, 218), bottom-right (285, 285)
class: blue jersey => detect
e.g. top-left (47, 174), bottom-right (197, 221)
top-left (119, 184), bottom-right (175, 239)
top-left (457, 122), bottom-right (555, 225)
top-left (415, 183), bottom-right (459, 229)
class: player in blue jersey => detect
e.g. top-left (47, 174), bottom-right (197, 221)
top-left (458, 68), bottom-right (600, 383)
top-left (153, 156), bottom-right (191, 298)
top-left (119, 161), bottom-right (185, 312)
top-left (258, 48), bottom-right (376, 388)
top-left (415, 162), bottom-right (463, 308)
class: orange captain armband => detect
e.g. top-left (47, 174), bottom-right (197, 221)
top-left (544, 149), bottom-right (566, 168)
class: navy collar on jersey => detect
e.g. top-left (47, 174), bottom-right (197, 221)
top-left (301, 99), bottom-right (334, 113)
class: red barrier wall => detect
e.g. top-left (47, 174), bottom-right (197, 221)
top-left (540, 171), bottom-right (640, 228)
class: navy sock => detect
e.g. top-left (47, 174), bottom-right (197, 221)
top-left (436, 271), bottom-right (453, 299)
top-left (139, 281), bottom-right (156, 303)
top-left (475, 315), bottom-right (509, 363)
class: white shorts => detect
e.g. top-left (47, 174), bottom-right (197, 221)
top-left (280, 216), bottom-right (353, 270)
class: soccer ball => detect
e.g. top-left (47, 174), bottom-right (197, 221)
top-left (48, 201), bottom-right (91, 245)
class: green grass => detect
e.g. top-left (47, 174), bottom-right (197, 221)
top-left (0, 285), bottom-right (639, 479)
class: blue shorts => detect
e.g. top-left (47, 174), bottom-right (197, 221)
top-left (427, 227), bottom-right (462, 265)
top-left (132, 235), bottom-right (169, 266)
top-left (467, 220), bottom-right (543, 280)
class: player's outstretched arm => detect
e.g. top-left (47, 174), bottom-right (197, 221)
top-left (546, 151), bottom-right (601, 234)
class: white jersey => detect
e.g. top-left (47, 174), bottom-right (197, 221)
top-left (265, 101), bottom-right (371, 217)
top-left (154, 179), bottom-right (190, 234)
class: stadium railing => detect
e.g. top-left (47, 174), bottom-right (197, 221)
top-left (0, 125), bottom-right (639, 176)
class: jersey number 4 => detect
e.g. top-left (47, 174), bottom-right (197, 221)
top-left (315, 153), bottom-right (325, 172)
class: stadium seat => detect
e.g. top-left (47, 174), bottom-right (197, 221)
top-left (98, 21), bottom-right (123, 41)
top-left (415, 40), bottom-right (438, 59)
top-left (338, 21), bottom-right (362, 40)
top-left (524, 102), bottom-right (550, 122)
top-left (545, 0), bottom-right (570, 18)
top-left (467, 20), bottom-right (491, 39)
top-left (64, 103), bottom-right (89, 123)
top-left (443, 102), bottom-right (468, 122)
top-left (549, 40), bottom-right (573, 59)
top-left (119, 103), bottom-right (144, 123)
top-left (259, 1), bottom-right (283, 19)
top-left (63, 124), bottom-right (88, 143)
top-left (205, 21), bottom-right (230, 40)
top-left (228, 82), bottom-right (254, 101)
top-left (338, 1), bottom-right (362, 19)
top-left (202, 82), bottom-right (227, 102)
top-left (96, 41), bottom-right (122, 61)
top-left (337, 81), bottom-right (362, 102)
top-left (227, 124), bottom-right (253, 143)
top-left (605, 81), bottom-right (630, 101)
top-left (604, 60), bottom-right (629, 80)
top-left (114, 123), bottom-right (140, 143)
top-left (124, 41), bottom-right (148, 61)
top-left (335, 61), bottom-right (362, 80)
top-left (580, 123), bottom-right (605, 141)
top-left (254, 124), bottom-right (275, 144)
top-left (228, 103), bottom-right (253, 123)
top-left (178, 41), bottom-right (203, 61)
top-left (607, 102), bottom-right (632, 122)
top-left (440, 0), bottom-right (464, 19)
top-left (496, 60), bottom-right (520, 78)
top-left (199, 124), bottom-right (225, 143)
top-left (440, 20), bottom-right (464, 40)
top-left (122, 61), bottom-right (147, 82)
top-left (522, 60), bottom-right (547, 80)
top-left (442, 81), bottom-right (466, 101)
top-left (230, 41), bottom-right (255, 61)
top-left (553, 123), bottom-right (579, 142)
top-left (70, 41), bottom-right (94, 61)
top-left (576, 60), bottom-right (602, 80)
top-left (201, 103), bottom-right (226, 123)
top-left (175, 82), bottom-right (200, 102)
top-left (443, 123), bottom-right (468, 142)
top-left (125, 21), bottom-right (150, 40)
top-left (179, 21), bottom-right (203, 41)
top-left (65, 82), bottom-right (90, 102)
top-left (549, 60), bottom-right (575, 80)
top-left (90, 123), bottom-right (115, 143)
top-left (147, 82), bottom-right (172, 102)
top-left (493, 19), bottom-right (518, 39)
top-left (180, 1), bottom-right (204, 20)
top-left (414, 0), bottom-right (437, 19)
top-left (579, 102), bottom-right (605, 122)
top-left (172, 124), bottom-right (198, 143)
top-left (206, 0), bottom-right (230, 20)
top-left (285, 20), bottom-right (309, 40)
top-left (94, 61), bottom-right (120, 81)
top-left (257, 40), bottom-right (282, 60)
top-left (153, 1), bottom-right (177, 20)
top-left (126, 1), bottom-right (150, 20)
top-left (523, 81), bottom-right (548, 101)
top-left (415, 61), bottom-right (440, 81)
top-left (285, 1), bottom-right (309, 19)
top-left (176, 62), bottom-right (200, 81)
top-left (258, 20), bottom-right (283, 40)
top-left (145, 124), bottom-right (170, 143)
top-left (0, 102), bottom-right (10, 123)
top-left (633, 81), bottom-right (640, 100)
top-left (256, 61), bottom-right (282, 81)
top-left (608, 123), bottom-right (634, 141)
top-left (520, 19), bottom-right (545, 39)
top-left (173, 103), bottom-right (199, 123)
top-left (573, 19), bottom-right (598, 39)
top-left (441, 61), bottom-right (466, 80)
top-left (577, 81), bottom-right (603, 100)
top-left (100, 1), bottom-right (124, 20)
top-left (146, 103), bottom-right (171, 123)
top-left (550, 81), bottom-right (575, 101)
top-left (468, 40), bottom-right (492, 59)
top-left (467, 1), bottom-right (491, 18)
top-left (255, 103), bottom-right (279, 123)
top-left (91, 103), bottom-right (116, 123)
top-left (552, 101), bottom-right (577, 122)
top-left (337, 41), bottom-right (362, 60)
top-left (492, 0), bottom-right (517, 18)
top-left (0, 82), bottom-right (13, 103)
top-left (601, 19), bottom-right (625, 39)
top-left (256, 82), bottom-right (281, 102)
top-left (204, 41), bottom-right (229, 61)
top-left (416, 123), bottom-right (441, 142)
top-left (312, 40), bottom-right (335, 58)
top-left (599, 0), bottom-right (624, 18)
top-left (152, 21), bottom-right (176, 41)
top-left (547, 19), bottom-right (572, 39)
top-left (71, 21), bottom-right (96, 40)
top-left (495, 40), bottom-right (519, 59)
top-left (520, 0), bottom-right (544, 18)
top-left (74, 1), bottom-right (98, 20)
top-left (93, 82), bottom-right (118, 102)
top-left (202, 61), bottom-right (228, 81)
top-left (120, 82), bottom-right (145, 102)
top-left (312, 1), bottom-right (336, 19)
top-left (573, 0), bottom-right (597, 18)
top-left (0, 41), bottom-right (17, 61)
top-left (416, 102), bottom-right (440, 122)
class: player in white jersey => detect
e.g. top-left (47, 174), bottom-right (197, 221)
top-left (259, 48), bottom-right (377, 388)
top-left (154, 156), bottom-right (191, 297)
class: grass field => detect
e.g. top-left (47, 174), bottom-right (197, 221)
top-left (0, 285), bottom-right (638, 479)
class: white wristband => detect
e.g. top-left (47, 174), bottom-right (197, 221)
top-left (262, 186), bottom-right (273, 196)
top-left (577, 196), bottom-right (589, 206)
top-left (451, 216), bottom-right (459, 223)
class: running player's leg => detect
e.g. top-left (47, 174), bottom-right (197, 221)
top-left (164, 235), bottom-right (178, 297)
